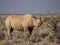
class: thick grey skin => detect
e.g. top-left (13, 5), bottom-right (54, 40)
top-left (5, 14), bottom-right (41, 37)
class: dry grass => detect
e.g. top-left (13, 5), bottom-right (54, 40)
top-left (0, 14), bottom-right (60, 45)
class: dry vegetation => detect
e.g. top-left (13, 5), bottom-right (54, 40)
top-left (0, 14), bottom-right (60, 45)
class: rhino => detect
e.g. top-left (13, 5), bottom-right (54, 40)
top-left (5, 14), bottom-right (41, 37)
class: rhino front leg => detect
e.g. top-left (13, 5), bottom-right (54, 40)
top-left (24, 27), bottom-right (28, 32)
top-left (23, 27), bottom-right (29, 36)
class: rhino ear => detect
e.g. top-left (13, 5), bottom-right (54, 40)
top-left (32, 16), bottom-right (37, 20)
top-left (32, 16), bottom-right (36, 18)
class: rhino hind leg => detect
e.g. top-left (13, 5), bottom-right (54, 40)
top-left (10, 27), bottom-right (13, 36)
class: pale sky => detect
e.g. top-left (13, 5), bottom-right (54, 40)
top-left (0, 0), bottom-right (60, 14)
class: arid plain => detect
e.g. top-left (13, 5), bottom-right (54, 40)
top-left (0, 14), bottom-right (60, 45)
